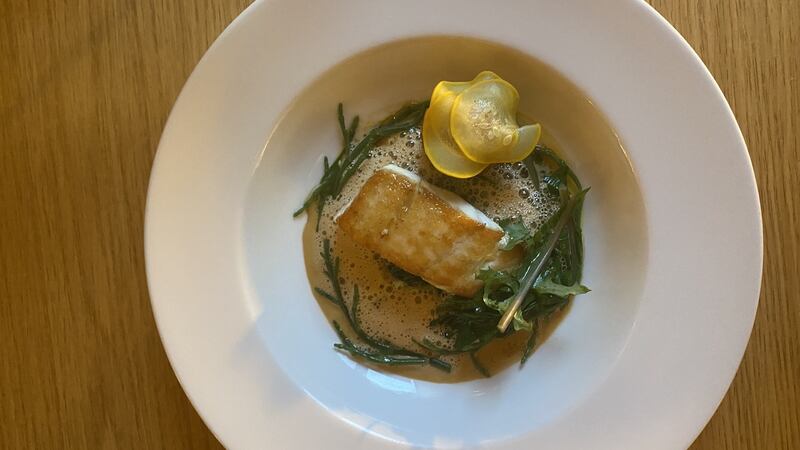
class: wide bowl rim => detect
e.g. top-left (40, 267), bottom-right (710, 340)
top-left (144, 1), bottom-right (763, 449)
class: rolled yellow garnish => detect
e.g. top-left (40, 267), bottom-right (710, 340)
top-left (422, 71), bottom-right (541, 177)
top-left (423, 72), bottom-right (498, 178)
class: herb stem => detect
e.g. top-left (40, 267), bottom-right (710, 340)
top-left (469, 351), bottom-right (491, 378)
top-left (319, 238), bottom-right (451, 371)
top-left (294, 101), bottom-right (427, 219)
top-left (496, 193), bottom-right (581, 333)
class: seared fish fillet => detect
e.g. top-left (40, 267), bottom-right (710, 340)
top-left (336, 164), bottom-right (510, 297)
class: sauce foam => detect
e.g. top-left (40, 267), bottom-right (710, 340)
top-left (303, 123), bottom-right (565, 382)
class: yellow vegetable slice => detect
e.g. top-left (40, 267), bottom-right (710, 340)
top-left (423, 92), bottom-right (487, 178)
top-left (430, 71), bottom-right (500, 104)
top-left (450, 79), bottom-right (541, 164)
top-left (423, 72), bottom-right (499, 178)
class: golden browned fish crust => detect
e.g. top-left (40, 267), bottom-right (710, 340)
top-left (337, 165), bottom-right (506, 297)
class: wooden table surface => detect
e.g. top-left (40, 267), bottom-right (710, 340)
top-left (1, 1), bottom-right (797, 448)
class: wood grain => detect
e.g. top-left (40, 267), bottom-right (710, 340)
top-left (649, 2), bottom-right (800, 449)
top-left (1, 1), bottom-right (797, 448)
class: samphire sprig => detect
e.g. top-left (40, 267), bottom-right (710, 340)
top-left (317, 239), bottom-right (451, 371)
top-left (293, 102), bottom-right (429, 223)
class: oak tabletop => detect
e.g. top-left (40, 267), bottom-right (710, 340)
top-left (1, 1), bottom-right (798, 448)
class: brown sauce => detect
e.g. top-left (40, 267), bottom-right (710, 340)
top-left (302, 121), bottom-right (568, 382)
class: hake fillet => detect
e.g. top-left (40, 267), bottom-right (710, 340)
top-left (336, 164), bottom-right (510, 297)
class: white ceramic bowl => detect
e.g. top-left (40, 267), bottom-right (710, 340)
top-left (145, 1), bottom-right (762, 449)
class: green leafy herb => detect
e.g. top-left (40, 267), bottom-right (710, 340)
top-left (431, 145), bottom-right (590, 371)
top-left (476, 268), bottom-right (531, 331)
top-left (498, 218), bottom-right (531, 251)
top-left (427, 294), bottom-right (506, 355)
top-left (317, 238), bottom-right (450, 371)
top-left (294, 102), bottom-right (429, 220)
top-left (533, 277), bottom-right (590, 297)
top-left (534, 145), bottom-right (583, 194)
